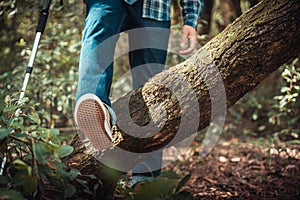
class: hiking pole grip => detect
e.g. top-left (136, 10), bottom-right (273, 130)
top-left (36, 0), bottom-right (52, 33)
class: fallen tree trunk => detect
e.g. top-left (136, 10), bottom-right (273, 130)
top-left (110, 0), bottom-right (300, 153)
top-left (66, 0), bottom-right (300, 198)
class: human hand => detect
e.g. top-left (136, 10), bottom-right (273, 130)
top-left (179, 25), bottom-right (198, 55)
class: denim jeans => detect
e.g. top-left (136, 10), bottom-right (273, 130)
top-left (76, 0), bottom-right (170, 178)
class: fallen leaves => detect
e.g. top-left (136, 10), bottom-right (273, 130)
top-left (164, 139), bottom-right (300, 199)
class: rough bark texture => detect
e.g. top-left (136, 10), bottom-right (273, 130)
top-left (114, 0), bottom-right (300, 152)
top-left (65, 0), bottom-right (300, 198)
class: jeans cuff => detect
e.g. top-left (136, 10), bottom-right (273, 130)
top-left (130, 175), bottom-right (154, 187)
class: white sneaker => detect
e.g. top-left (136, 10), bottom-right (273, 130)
top-left (74, 93), bottom-right (113, 150)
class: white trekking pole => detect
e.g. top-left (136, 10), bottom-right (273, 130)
top-left (0, 0), bottom-right (52, 176)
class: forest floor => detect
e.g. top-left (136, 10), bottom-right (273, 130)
top-left (164, 137), bottom-right (300, 200)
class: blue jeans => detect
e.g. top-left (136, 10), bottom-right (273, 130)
top-left (76, 0), bottom-right (170, 178)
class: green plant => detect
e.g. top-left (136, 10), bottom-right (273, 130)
top-left (114, 171), bottom-right (193, 200)
top-left (269, 58), bottom-right (300, 143)
top-left (0, 95), bottom-right (81, 199)
top-left (0, 0), bottom-right (82, 129)
top-left (223, 59), bottom-right (300, 144)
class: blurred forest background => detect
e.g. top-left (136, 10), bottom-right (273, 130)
top-left (0, 0), bottom-right (299, 199)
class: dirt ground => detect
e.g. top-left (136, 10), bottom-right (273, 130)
top-left (164, 138), bottom-right (300, 200)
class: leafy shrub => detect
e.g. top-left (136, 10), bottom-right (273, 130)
top-left (0, 95), bottom-right (79, 199)
top-left (224, 58), bottom-right (300, 144)
top-left (270, 58), bottom-right (300, 143)
top-left (0, 0), bottom-right (82, 128)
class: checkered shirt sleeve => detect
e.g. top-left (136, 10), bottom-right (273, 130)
top-left (142, 0), bottom-right (204, 29)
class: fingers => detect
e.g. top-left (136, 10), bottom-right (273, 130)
top-left (179, 36), bottom-right (197, 55)
top-left (179, 25), bottom-right (198, 55)
top-left (180, 34), bottom-right (189, 49)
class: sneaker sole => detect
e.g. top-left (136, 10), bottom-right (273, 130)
top-left (74, 94), bottom-right (113, 150)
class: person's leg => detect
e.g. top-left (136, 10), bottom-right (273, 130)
top-left (126, 1), bottom-right (171, 184)
top-left (75, 0), bottom-right (127, 150)
top-left (76, 0), bottom-right (127, 108)
top-left (127, 21), bottom-right (170, 88)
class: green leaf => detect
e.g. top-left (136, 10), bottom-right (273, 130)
top-left (175, 174), bottom-right (191, 193)
top-left (13, 159), bottom-right (28, 170)
top-left (9, 132), bottom-right (28, 143)
top-left (83, 189), bottom-right (93, 195)
top-left (280, 86), bottom-right (291, 93)
top-left (33, 142), bottom-right (47, 164)
top-left (64, 183), bottom-right (76, 198)
top-left (29, 111), bottom-right (41, 124)
top-left (27, 165), bottom-right (32, 176)
top-left (84, 174), bottom-right (97, 180)
top-left (176, 190), bottom-right (194, 200)
top-left (159, 170), bottom-right (180, 179)
top-left (134, 178), bottom-right (175, 200)
top-left (0, 128), bottom-right (9, 140)
top-left (282, 68), bottom-right (291, 77)
top-left (69, 168), bottom-right (80, 180)
top-left (50, 128), bottom-right (60, 136)
top-left (3, 105), bottom-right (18, 114)
top-left (58, 145), bottom-right (74, 158)
top-left (17, 97), bottom-right (29, 105)
top-left (76, 178), bottom-right (88, 186)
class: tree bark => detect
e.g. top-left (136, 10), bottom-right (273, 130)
top-left (113, 0), bottom-right (300, 153)
top-left (65, 0), bottom-right (300, 198)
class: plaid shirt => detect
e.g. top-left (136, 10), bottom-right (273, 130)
top-left (84, 0), bottom-right (204, 28)
top-left (142, 0), bottom-right (204, 28)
